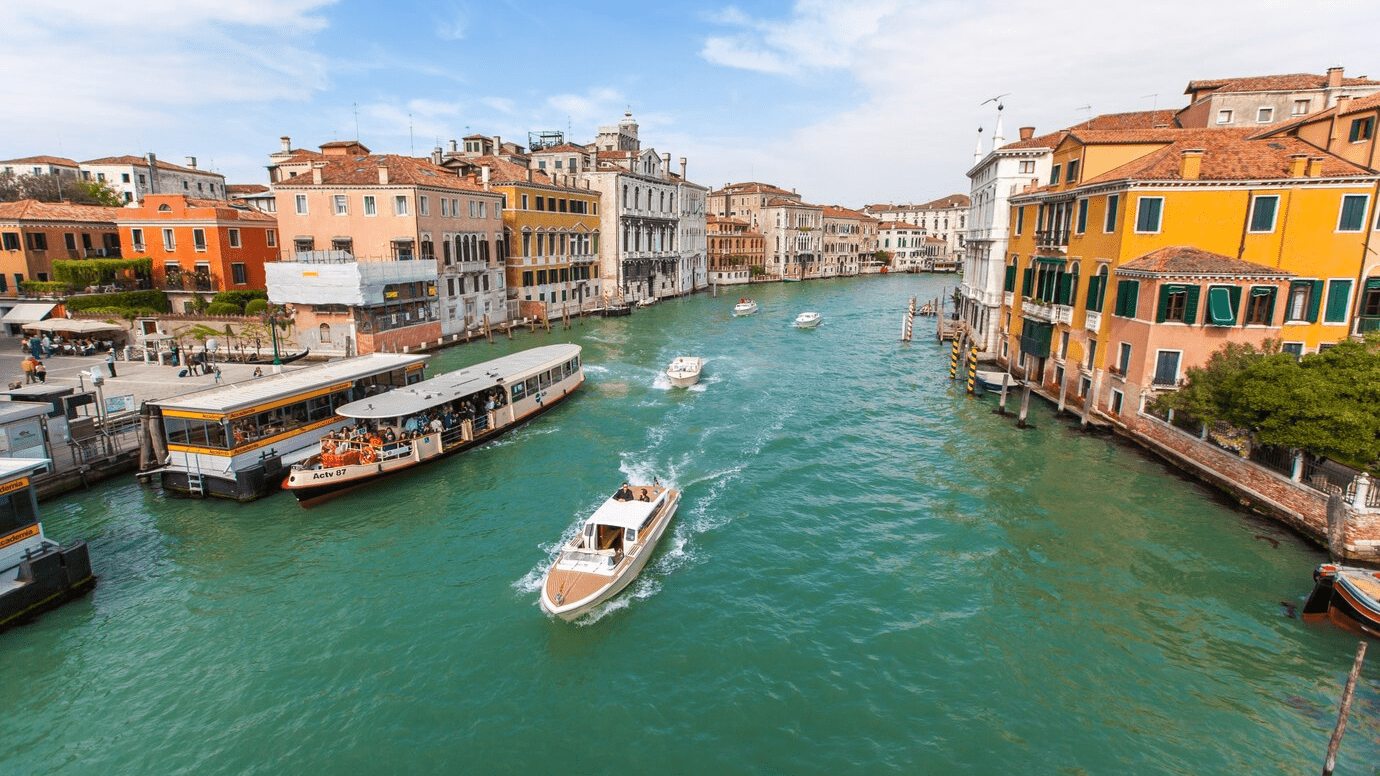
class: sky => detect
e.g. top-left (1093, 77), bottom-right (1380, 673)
top-left (2, 0), bottom-right (1378, 208)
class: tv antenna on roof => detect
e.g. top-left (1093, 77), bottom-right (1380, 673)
top-left (1077, 105), bottom-right (1092, 122)
top-left (1141, 93), bottom-right (1158, 111)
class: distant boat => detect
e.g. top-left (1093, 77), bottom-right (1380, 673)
top-left (540, 482), bottom-right (681, 620)
top-left (733, 298), bottom-right (758, 316)
top-left (1304, 563), bottom-right (1380, 637)
top-left (665, 356), bottom-right (703, 388)
top-left (975, 369), bottom-right (1016, 392)
top-left (793, 312), bottom-right (821, 329)
top-left (637, 297), bottom-right (657, 308)
top-left (781, 276), bottom-right (801, 283)
top-left (0, 459), bottom-right (95, 631)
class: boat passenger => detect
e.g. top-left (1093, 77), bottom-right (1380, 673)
top-left (638, 488), bottom-right (651, 502)
top-left (428, 417), bottom-right (443, 434)
top-left (614, 483), bottom-right (634, 501)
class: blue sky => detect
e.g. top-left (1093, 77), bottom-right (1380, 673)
top-left (3, 0), bottom-right (1378, 206)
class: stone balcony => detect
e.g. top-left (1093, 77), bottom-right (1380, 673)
top-left (1085, 310), bottom-right (1102, 332)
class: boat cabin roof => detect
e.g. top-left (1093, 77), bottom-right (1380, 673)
top-left (585, 490), bottom-right (666, 530)
top-left (335, 344), bottom-right (580, 419)
top-left (152, 353), bottom-right (427, 413)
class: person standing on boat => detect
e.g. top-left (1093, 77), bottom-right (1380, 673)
top-left (615, 483), bottom-right (634, 501)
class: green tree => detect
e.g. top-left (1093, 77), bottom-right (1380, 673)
top-left (1154, 340), bottom-right (1278, 422)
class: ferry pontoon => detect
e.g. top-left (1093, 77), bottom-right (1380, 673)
top-left (146, 354), bottom-right (428, 501)
top-left (282, 344), bottom-right (584, 505)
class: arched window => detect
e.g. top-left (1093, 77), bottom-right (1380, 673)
top-left (319, 323), bottom-right (331, 343)
top-left (158, 204), bottom-right (171, 212)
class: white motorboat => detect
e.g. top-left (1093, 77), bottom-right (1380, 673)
top-left (540, 483), bottom-right (681, 620)
top-left (732, 298), bottom-right (758, 316)
top-left (665, 356), bottom-right (703, 388)
top-left (793, 312), bottom-right (822, 328)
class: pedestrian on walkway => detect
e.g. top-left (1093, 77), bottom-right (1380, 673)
top-left (106, 351), bottom-right (117, 378)
top-left (34, 360), bottom-right (46, 383)
top-left (21, 356), bottom-right (35, 384)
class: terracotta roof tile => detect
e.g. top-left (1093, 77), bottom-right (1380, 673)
top-left (999, 130), bottom-right (1069, 150)
top-left (1078, 129), bottom-right (1372, 184)
top-left (0, 199), bottom-right (121, 223)
top-left (1186, 73), bottom-right (1380, 96)
top-left (274, 154), bottom-right (488, 192)
top-left (226, 184), bottom-right (270, 194)
top-left (0, 155), bottom-right (79, 167)
top-left (80, 155), bottom-right (221, 176)
top-left (1066, 110), bottom-right (1179, 131)
top-left (1117, 246), bottom-right (1294, 278)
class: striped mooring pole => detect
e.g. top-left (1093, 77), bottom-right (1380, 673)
top-left (966, 344), bottom-right (978, 394)
top-left (948, 339), bottom-right (960, 380)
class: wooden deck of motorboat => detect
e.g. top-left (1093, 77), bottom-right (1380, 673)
top-left (542, 485), bottom-right (674, 616)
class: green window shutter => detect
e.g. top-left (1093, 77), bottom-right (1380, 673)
top-left (1263, 287), bottom-right (1277, 324)
top-left (1022, 266), bottom-right (1035, 296)
top-left (1227, 286), bottom-right (1242, 325)
top-left (1067, 272), bottom-right (1079, 308)
top-left (1113, 280), bottom-right (1125, 316)
top-left (1057, 272), bottom-right (1072, 305)
top-left (1325, 279), bottom-right (1353, 323)
top-left (1183, 284), bottom-right (1200, 325)
top-left (1088, 275), bottom-right (1104, 312)
top-left (1126, 281), bottom-right (1139, 318)
top-left (1076, 199), bottom-right (1088, 233)
top-left (1305, 279), bottom-right (1324, 322)
top-left (1105, 195), bottom-right (1119, 232)
top-left (1249, 196), bottom-right (1277, 231)
top-left (1004, 264), bottom-right (1017, 292)
top-left (1156, 284), bottom-right (1172, 322)
top-left (1339, 195), bottom-right (1368, 231)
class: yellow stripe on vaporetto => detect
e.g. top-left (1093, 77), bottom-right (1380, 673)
top-left (0, 523), bottom-right (41, 551)
top-left (162, 383), bottom-right (350, 422)
top-left (0, 476), bottom-right (31, 497)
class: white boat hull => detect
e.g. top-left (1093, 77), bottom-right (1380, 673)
top-left (540, 490), bottom-right (680, 620)
top-left (666, 357), bottom-right (702, 388)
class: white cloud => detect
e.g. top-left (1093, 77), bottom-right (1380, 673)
top-left (701, 37), bottom-right (793, 75)
top-left (482, 97), bottom-right (518, 115)
top-left (700, 0), bottom-right (903, 76)
top-left (547, 89), bottom-right (626, 125)
top-left (433, 2), bottom-right (469, 40)
top-left (407, 99), bottom-right (462, 116)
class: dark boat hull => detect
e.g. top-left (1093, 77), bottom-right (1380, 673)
top-left (1, 540), bottom-right (96, 631)
top-left (1303, 564), bottom-right (1380, 637)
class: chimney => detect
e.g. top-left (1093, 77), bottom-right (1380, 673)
top-left (431, 147), bottom-right (443, 165)
top-left (281, 136), bottom-right (291, 153)
top-left (482, 165), bottom-right (490, 190)
top-left (493, 136), bottom-right (501, 155)
top-left (312, 162), bottom-right (325, 185)
top-left (1179, 149), bottom-right (1204, 180)
top-left (1288, 153), bottom-right (1308, 177)
top-left (146, 153), bottom-right (158, 193)
top-left (449, 139), bottom-right (458, 153)
top-left (1335, 94), bottom-right (1353, 113)
top-left (680, 157), bottom-right (687, 180)
top-left (526, 167), bottom-right (533, 182)
top-left (662, 153), bottom-right (671, 176)
top-left (1019, 126), bottom-right (1035, 141)
top-left (186, 156), bottom-right (197, 169)
top-left (1308, 157), bottom-right (1325, 177)
top-left (1327, 66), bottom-right (1344, 90)
top-left (377, 162), bottom-right (389, 185)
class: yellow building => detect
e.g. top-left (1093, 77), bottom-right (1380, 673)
top-left (445, 155), bottom-right (602, 318)
top-left (1001, 127), bottom-right (1380, 421)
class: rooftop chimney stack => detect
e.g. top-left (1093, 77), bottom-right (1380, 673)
top-left (1019, 126), bottom-right (1035, 141)
top-left (186, 156), bottom-right (197, 169)
top-left (377, 162), bottom-right (389, 185)
top-left (1308, 157), bottom-right (1325, 177)
top-left (1328, 66), bottom-right (1345, 90)
top-left (482, 165), bottom-right (490, 190)
top-left (662, 153), bottom-right (671, 177)
top-left (281, 136), bottom-right (291, 153)
top-left (1288, 153), bottom-right (1308, 178)
top-left (431, 146), bottom-right (443, 165)
top-left (1179, 149), bottom-right (1204, 180)
top-left (449, 139), bottom-right (458, 153)
top-left (312, 162), bottom-right (325, 185)
top-left (680, 157), bottom-right (687, 180)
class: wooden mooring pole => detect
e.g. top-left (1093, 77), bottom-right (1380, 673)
top-left (995, 373), bottom-right (1011, 415)
top-left (1322, 641), bottom-right (1367, 776)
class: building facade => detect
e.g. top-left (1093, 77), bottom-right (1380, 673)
top-left (117, 194), bottom-right (278, 311)
top-left (706, 217), bottom-right (764, 285)
top-left (0, 201), bottom-right (121, 291)
top-left (79, 154), bottom-right (226, 204)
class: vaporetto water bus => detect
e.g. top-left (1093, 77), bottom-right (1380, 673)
top-left (146, 354), bottom-right (428, 501)
top-left (1, 458), bottom-right (95, 630)
top-left (282, 344), bottom-right (584, 506)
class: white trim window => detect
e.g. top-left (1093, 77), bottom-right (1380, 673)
top-left (363, 195), bottom-right (377, 216)
top-left (1256, 107), bottom-right (1274, 123)
top-left (333, 195), bottom-right (348, 215)
top-left (228, 228), bottom-right (241, 248)
top-left (266, 229), bottom-right (277, 247)
top-left (394, 195), bottom-right (409, 216)
top-left (193, 228), bottom-right (207, 252)
top-left (130, 228), bottom-right (145, 252)
top-left (1134, 197), bottom-right (1163, 233)
top-left (162, 228), bottom-right (176, 251)
top-left (1152, 350), bottom-right (1182, 387)
top-left (294, 194), bottom-right (308, 215)
top-left (1337, 194), bottom-right (1369, 232)
top-left (420, 195), bottom-right (429, 216)
top-left (1248, 195), bottom-right (1279, 233)
top-left (1216, 109), bottom-right (1233, 124)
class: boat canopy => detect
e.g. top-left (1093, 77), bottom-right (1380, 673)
top-left (334, 343), bottom-right (580, 419)
top-left (585, 491), bottom-right (666, 530)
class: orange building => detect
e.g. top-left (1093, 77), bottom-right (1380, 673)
top-left (117, 194), bottom-right (278, 311)
top-left (0, 200), bottom-right (122, 293)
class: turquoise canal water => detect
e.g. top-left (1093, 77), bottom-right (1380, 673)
top-left (3, 276), bottom-right (1376, 774)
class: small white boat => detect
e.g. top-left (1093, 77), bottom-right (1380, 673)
top-left (732, 298), bottom-right (758, 316)
top-left (540, 483), bottom-right (681, 620)
top-left (793, 312), bottom-right (821, 328)
top-left (636, 297), bottom-right (657, 308)
top-left (665, 356), bottom-right (703, 388)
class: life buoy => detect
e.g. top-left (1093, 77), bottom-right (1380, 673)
top-left (359, 446), bottom-right (377, 463)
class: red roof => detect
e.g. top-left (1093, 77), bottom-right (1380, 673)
top-left (274, 154), bottom-right (489, 192)
top-left (1186, 73), bottom-right (1380, 96)
top-left (1078, 129), bottom-right (1372, 184)
top-left (0, 155), bottom-right (79, 167)
top-left (1117, 246), bottom-right (1293, 278)
top-left (1066, 110), bottom-right (1179, 131)
top-left (0, 200), bottom-right (121, 223)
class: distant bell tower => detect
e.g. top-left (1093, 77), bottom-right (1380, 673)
top-left (596, 110), bottom-right (641, 152)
